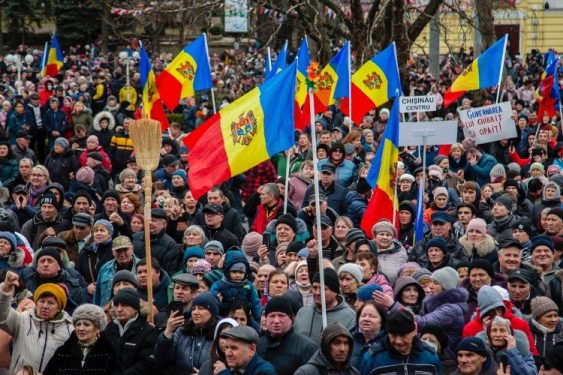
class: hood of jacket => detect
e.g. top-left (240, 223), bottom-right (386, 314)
top-left (477, 285), bottom-right (506, 317)
top-left (424, 287), bottom-right (469, 312)
top-left (459, 234), bottom-right (497, 258)
top-left (93, 111), bottom-right (115, 132)
top-left (319, 323), bottom-right (355, 369)
top-left (2, 246), bottom-right (25, 269)
top-left (221, 250), bottom-right (251, 281)
top-left (543, 182), bottom-right (561, 202)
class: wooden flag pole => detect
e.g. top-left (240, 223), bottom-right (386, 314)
top-left (129, 113), bottom-right (162, 323)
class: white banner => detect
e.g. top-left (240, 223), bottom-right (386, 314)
top-left (399, 95), bottom-right (437, 113)
top-left (399, 121), bottom-right (458, 147)
top-left (225, 0), bottom-right (248, 33)
top-left (458, 102), bottom-right (517, 145)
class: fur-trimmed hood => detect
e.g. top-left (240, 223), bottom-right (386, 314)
top-left (1, 246), bottom-right (25, 269)
top-left (424, 287), bottom-right (469, 313)
top-left (459, 234), bottom-right (497, 257)
top-left (93, 111), bottom-right (115, 132)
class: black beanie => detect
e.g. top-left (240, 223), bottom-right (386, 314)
top-left (102, 189), bottom-right (120, 202)
top-left (36, 247), bottom-right (63, 268)
top-left (503, 179), bottom-right (519, 191)
top-left (276, 214), bottom-right (297, 233)
top-left (264, 296), bottom-right (294, 317)
top-left (113, 288), bottom-right (141, 311)
top-left (386, 309), bottom-right (416, 334)
top-left (73, 190), bottom-right (93, 205)
top-left (356, 177), bottom-right (371, 194)
top-left (286, 241), bottom-right (305, 255)
top-left (312, 268), bottom-right (340, 293)
top-left (468, 259), bottom-right (495, 280)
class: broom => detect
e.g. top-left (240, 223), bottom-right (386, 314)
top-left (129, 114), bottom-right (162, 323)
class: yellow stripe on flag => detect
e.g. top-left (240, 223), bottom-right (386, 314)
top-left (315, 65), bottom-right (338, 107)
top-left (166, 51), bottom-right (199, 98)
top-left (451, 60), bottom-right (480, 92)
top-left (377, 138), bottom-right (399, 200)
top-left (353, 60), bottom-right (389, 107)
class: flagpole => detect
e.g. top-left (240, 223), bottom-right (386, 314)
top-left (202, 33), bottom-right (217, 114)
top-left (308, 87), bottom-right (327, 329)
top-left (495, 35), bottom-right (508, 104)
top-left (40, 42), bottom-right (48, 77)
top-left (283, 148), bottom-right (291, 214)
top-left (348, 41), bottom-right (352, 130)
top-left (267, 47), bottom-right (272, 73)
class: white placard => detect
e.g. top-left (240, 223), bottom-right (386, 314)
top-left (224, 0), bottom-right (248, 33)
top-left (458, 102), bottom-right (517, 145)
top-left (399, 121), bottom-right (458, 147)
top-left (399, 95), bottom-right (437, 113)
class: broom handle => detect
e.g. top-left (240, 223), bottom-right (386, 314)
top-left (143, 171), bottom-right (155, 324)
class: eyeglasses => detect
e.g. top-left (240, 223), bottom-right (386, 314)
top-left (332, 150), bottom-right (344, 154)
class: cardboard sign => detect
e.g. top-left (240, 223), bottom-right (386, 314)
top-left (398, 121), bottom-right (458, 147)
top-left (458, 102), bottom-right (517, 145)
top-left (399, 95), bottom-right (437, 113)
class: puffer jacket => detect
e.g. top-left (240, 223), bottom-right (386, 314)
top-left (109, 127), bottom-right (134, 175)
top-left (476, 329), bottom-right (537, 375)
top-left (318, 158), bottom-right (358, 188)
top-left (154, 318), bottom-right (215, 374)
top-left (358, 335), bottom-right (441, 375)
top-left (459, 233), bottom-right (498, 264)
top-left (21, 212), bottom-right (65, 251)
top-left (288, 173), bottom-right (311, 209)
top-left (294, 295), bottom-right (356, 345)
top-left (209, 250), bottom-right (261, 320)
top-left (529, 319), bottom-right (563, 359)
top-left (257, 328), bottom-right (318, 375)
top-left (0, 288), bottom-right (73, 373)
top-left (133, 229), bottom-right (180, 275)
top-left (375, 241), bottom-right (408, 285)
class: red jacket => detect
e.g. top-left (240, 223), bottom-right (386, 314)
top-left (79, 146), bottom-right (112, 173)
top-left (462, 299), bottom-right (538, 356)
top-left (251, 199), bottom-right (283, 234)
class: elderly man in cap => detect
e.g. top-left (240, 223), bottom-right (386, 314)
top-left (302, 163), bottom-right (348, 215)
top-left (295, 322), bottom-right (358, 375)
top-left (94, 235), bottom-right (141, 307)
top-left (201, 203), bottom-right (239, 251)
top-left (454, 337), bottom-right (498, 375)
top-left (494, 239), bottom-right (526, 277)
top-left (530, 235), bottom-right (560, 284)
top-left (94, 189), bottom-right (132, 238)
top-left (58, 212), bottom-right (93, 262)
top-left (21, 192), bottom-right (65, 250)
top-left (216, 325), bottom-right (276, 374)
top-left (11, 131), bottom-right (36, 162)
top-left (154, 154), bottom-right (179, 191)
top-left (359, 309), bottom-right (441, 375)
top-left (154, 273), bottom-right (199, 330)
top-left (410, 211), bottom-right (467, 264)
top-left (133, 208), bottom-right (180, 274)
top-left (104, 288), bottom-right (159, 375)
top-left (507, 268), bottom-right (543, 316)
top-left (294, 268), bottom-right (356, 345)
top-left (257, 296), bottom-right (317, 375)
top-left (0, 272), bottom-right (73, 373)
top-left (193, 186), bottom-right (244, 241)
top-left (297, 192), bottom-right (339, 234)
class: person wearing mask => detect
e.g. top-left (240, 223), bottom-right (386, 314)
top-left (257, 296), bottom-right (317, 375)
top-left (104, 288), bottom-right (159, 375)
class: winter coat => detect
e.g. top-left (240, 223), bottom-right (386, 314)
top-left (7, 111), bottom-right (27, 144)
top-left (133, 230), bottom-right (180, 275)
top-left (257, 328), bottom-right (318, 375)
top-left (529, 318), bottom-right (563, 359)
top-left (288, 173), bottom-right (311, 209)
top-left (137, 270), bottom-right (171, 311)
top-left (459, 234), bottom-right (498, 264)
top-left (92, 111), bottom-right (115, 149)
top-left (547, 270), bottom-right (563, 314)
top-left (0, 288), bottom-right (73, 373)
top-left (0, 157), bottom-right (18, 186)
top-left (303, 180), bottom-right (348, 215)
top-left (410, 233), bottom-right (468, 265)
top-left (91, 164), bottom-right (111, 193)
top-left (21, 212), bottom-right (65, 250)
top-left (11, 144), bottom-right (36, 163)
top-left (104, 315), bottom-right (159, 375)
top-left (251, 198), bottom-right (284, 234)
top-left (358, 336), bottom-right (442, 375)
top-left (295, 349), bottom-right (359, 375)
top-left (351, 330), bottom-right (385, 368)
top-left (79, 146), bottom-right (112, 173)
top-left (93, 256), bottom-right (141, 307)
top-left (44, 109), bottom-right (68, 138)
top-left (71, 111), bottom-right (94, 131)
top-left (375, 241), bottom-right (408, 285)
top-left (193, 202), bottom-right (245, 241)
top-left (44, 149), bottom-right (78, 190)
top-left (487, 215), bottom-right (527, 244)
top-left (24, 269), bottom-right (88, 314)
top-left (318, 158), bottom-right (358, 188)
top-left (76, 240), bottom-right (114, 284)
top-left (463, 152), bottom-right (497, 187)
top-left (294, 295), bottom-right (356, 345)
top-left (216, 353), bottom-right (276, 375)
top-left (155, 319), bottom-right (215, 374)
top-left (476, 329), bottom-right (537, 375)
top-left (202, 225), bottom-right (240, 253)
top-left (43, 331), bottom-right (122, 375)
top-left (463, 298), bottom-right (539, 356)
top-left (210, 251), bottom-right (262, 320)
top-left (0, 245), bottom-right (26, 274)
top-left (109, 127), bottom-right (134, 174)
top-left (344, 190), bottom-right (367, 228)
top-left (415, 288), bottom-right (468, 359)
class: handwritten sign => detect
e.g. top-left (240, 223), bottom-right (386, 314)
top-left (458, 102), bottom-right (517, 145)
top-left (399, 95), bottom-right (437, 113)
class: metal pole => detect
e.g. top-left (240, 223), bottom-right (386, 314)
top-left (210, 87), bottom-right (217, 114)
top-left (348, 41), bottom-right (352, 129)
top-left (283, 149), bottom-right (291, 214)
top-left (203, 33), bottom-right (217, 114)
top-left (308, 87), bottom-right (327, 329)
top-left (495, 35), bottom-right (508, 104)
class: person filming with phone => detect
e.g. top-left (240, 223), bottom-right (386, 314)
top-left (155, 273), bottom-right (200, 331)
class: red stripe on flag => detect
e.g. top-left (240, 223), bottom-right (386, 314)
top-left (360, 186), bottom-right (397, 239)
top-left (156, 70), bottom-right (184, 111)
top-left (151, 99), bottom-right (169, 131)
top-left (443, 89), bottom-right (465, 109)
top-left (340, 83), bottom-right (377, 125)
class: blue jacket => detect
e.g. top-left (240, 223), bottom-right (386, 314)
top-left (464, 152), bottom-right (497, 187)
top-left (44, 109), bottom-right (68, 136)
top-left (344, 190), bottom-right (367, 228)
top-left (154, 168), bottom-right (173, 190)
top-left (318, 158), bottom-right (357, 188)
top-left (93, 256), bottom-right (141, 307)
top-left (217, 353), bottom-right (276, 375)
top-left (210, 250), bottom-right (261, 320)
top-left (303, 181), bottom-right (348, 216)
top-left (359, 336), bottom-right (441, 375)
top-left (7, 111), bottom-right (26, 144)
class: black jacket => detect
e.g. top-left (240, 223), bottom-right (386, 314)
top-left (43, 331), bottom-right (122, 375)
top-left (193, 202), bottom-right (245, 241)
top-left (257, 328), bottom-right (318, 375)
top-left (76, 240), bottom-right (114, 284)
top-left (44, 149), bottom-right (78, 190)
top-left (104, 315), bottom-right (160, 375)
top-left (133, 230), bottom-right (180, 275)
top-left (202, 225), bottom-right (240, 251)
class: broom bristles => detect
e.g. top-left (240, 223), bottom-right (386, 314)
top-left (130, 118), bottom-right (162, 171)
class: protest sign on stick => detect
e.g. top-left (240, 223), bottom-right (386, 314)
top-left (458, 102), bottom-right (517, 145)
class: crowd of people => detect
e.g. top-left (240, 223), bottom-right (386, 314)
top-left (0, 40), bottom-right (560, 375)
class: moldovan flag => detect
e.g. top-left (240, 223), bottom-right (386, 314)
top-left (40, 33), bottom-right (63, 77)
top-left (444, 34), bottom-right (507, 108)
top-left (139, 45), bottom-right (169, 130)
top-left (536, 50), bottom-right (560, 118)
top-left (266, 40), bottom-right (288, 80)
top-left (340, 43), bottom-right (402, 125)
top-left (294, 37), bottom-right (310, 130)
top-left (156, 34), bottom-right (213, 111)
top-left (360, 99), bottom-right (400, 237)
top-left (186, 61), bottom-right (297, 199)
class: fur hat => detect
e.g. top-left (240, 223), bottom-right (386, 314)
top-left (371, 219), bottom-right (396, 237)
top-left (190, 259), bottom-right (212, 275)
top-left (72, 303), bottom-right (107, 330)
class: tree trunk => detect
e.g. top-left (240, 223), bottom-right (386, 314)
top-left (101, 1), bottom-right (109, 54)
top-left (474, 0), bottom-right (495, 50)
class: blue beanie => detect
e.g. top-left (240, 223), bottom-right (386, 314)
top-left (173, 169), bottom-right (187, 182)
top-left (191, 291), bottom-right (220, 318)
top-left (425, 237), bottom-right (449, 254)
top-left (0, 231), bottom-right (16, 252)
top-left (183, 246), bottom-right (204, 265)
top-left (357, 284), bottom-right (383, 302)
top-left (531, 234), bottom-right (555, 252)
